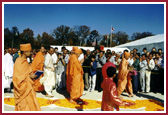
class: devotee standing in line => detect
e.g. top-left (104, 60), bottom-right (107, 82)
top-left (55, 53), bottom-right (65, 90)
top-left (40, 47), bottom-right (55, 97)
top-left (31, 46), bottom-right (45, 92)
top-left (117, 52), bottom-right (134, 97)
top-left (96, 50), bottom-right (106, 92)
top-left (145, 53), bottom-right (155, 93)
top-left (4, 48), bottom-right (14, 92)
top-left (66, 48), bottom-right (84, 104)
top-left (83, 49), bottom-right (91, 90)
top-left (62, 49), bottom-right (69, 89)
top-left (151, 52), bottom-right (162, 93)
top-left (13, 43), bottom-right (41, 111)
top-left (139, 54), bottom-right (148, 93)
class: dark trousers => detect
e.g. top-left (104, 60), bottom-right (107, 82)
top-left (150, 70), bottom-right (160, 93)
top-left (160, 69), bottom-right (164, 94)
top-left (96, 68), bottom-right (103, 92)
top-left (132, 74), bottom-right (139, 93)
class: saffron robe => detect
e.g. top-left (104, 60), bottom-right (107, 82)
top-left (66, 54), bottom-right (84, 100)
top-left (31, 51), bottom-right (44, 91)
top-left (117, 58), bottom-right (133, 96)
top-left (13, 57), bottom-right (41, 111)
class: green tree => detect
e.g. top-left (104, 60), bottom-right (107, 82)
top-left (131, 32), bottom-right (153, 40)
top-left (20, 28), bottom-right (35, 48)
top-left (34, 34), bottom-right (42, 49)
top-left (52, 25), bottom-right (70, 45)
top-left (42, 32), bottom-right (55, 49)
top-left (11, 26), bottom-right (19, 48)
top-left (68, 29), bottom-right (79, 46)
top-left (74, 25), bottom-right (90, 46)
top-left (90, 30), bottom-right (99, 41)
top-left (115, 31), bottom-right (129, 45)
top-left (4, 28), bottom-right (12, 49)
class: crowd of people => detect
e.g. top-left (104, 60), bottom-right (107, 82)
top-left (4, 44), bottom-right (164, 111)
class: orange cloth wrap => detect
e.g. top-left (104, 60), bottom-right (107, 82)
top-left (13, 57), bottom-right (41, 111)
top-left (66, 54), bottom-right (84, 100)
top-left (72, 47), bottom-right (78, 51)
top-left (75, 49), bottom-right (82, 54)
top-left (31, 51), bottom-right (44, 92)
top-left (117, 58), bottom-right (133, 96)
top-left (20, 43), bottom-right (32, 51)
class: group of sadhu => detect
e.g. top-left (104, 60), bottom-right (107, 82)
top-left (11, 43), bottom-right (143, 111)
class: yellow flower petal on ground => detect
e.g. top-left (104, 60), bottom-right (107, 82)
top-left (4, 97), bottom-right (164, 111)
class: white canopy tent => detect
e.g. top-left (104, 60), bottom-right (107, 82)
top-left (115, 34), bottom-right (164, 53)
top-left (50, 45), bottom-right (130, 53)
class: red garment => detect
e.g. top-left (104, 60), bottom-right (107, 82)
top-left (101, 78), bottom-right (123, 111)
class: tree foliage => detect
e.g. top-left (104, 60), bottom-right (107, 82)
top-left (4, 26), bottom-right (156, 50)
top-left (131, 32), bottom-right (153, 40)
top-left (114, 31), bottom-right (129, 45)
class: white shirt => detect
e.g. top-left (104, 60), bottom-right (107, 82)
top-left (4, 53), bottom-right (14, 77)
top-left (52, 53), bottom-right (58, 67)
top-left (78, 53), bottom-right (84, 61)
top-left (128, 58), bottom-right (134, 67)
top-left (44, 53), bottom-right (54, 71)
top-left (64, 54), bottom-right (69, 64)
top-left (110, 56), bottom-right (116, 64)
top-left (139, 60), bottom-right (148, 71)
top-left (147, 59), bottom-right (155, 71)
top-left (78, 53), bottom-right (84, 65)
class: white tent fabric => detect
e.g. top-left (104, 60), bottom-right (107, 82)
top-left (115, 34), bottom-right (164, 53)
top-left (50, 45), bottom-right (130, 53)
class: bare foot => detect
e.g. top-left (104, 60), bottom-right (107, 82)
top-left (69, 99), bottom-right (77, 105)
top-left (46, 94), bottom-right (54, 98)
top-left (128, 94), bottom-right (135, 97)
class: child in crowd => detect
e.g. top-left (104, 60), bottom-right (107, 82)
top-left (88, 55), bottom-right (97, 92)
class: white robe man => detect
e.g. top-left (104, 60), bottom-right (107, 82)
top-left (4, 48), bottom-right (14, 92)
top-left (145, 53), bottom-right (155, 93)
top-left (52, 51), bottom-right (58, 88)
top-left (40, 47), bottom-right (55, 97)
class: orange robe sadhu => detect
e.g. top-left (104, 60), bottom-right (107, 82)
top-left (66, 53), bottom-right (84, 100)
top-left (117, 58), bottom-right (133, 96)
top-left (13, 43), bottom-right (41, 111)
top-left (13, 57), bottom-right (41, 111)
top-left (31, 51), bottom-right (44, 92)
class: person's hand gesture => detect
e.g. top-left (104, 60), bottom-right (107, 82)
top-left (91, 62), bottom-right (93, 66)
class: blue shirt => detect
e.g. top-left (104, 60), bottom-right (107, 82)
top-left (90, 61), bottom-right (97, 76)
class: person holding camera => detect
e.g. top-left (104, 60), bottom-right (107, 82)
top-left (55, 52), bottom-right (66, 90)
